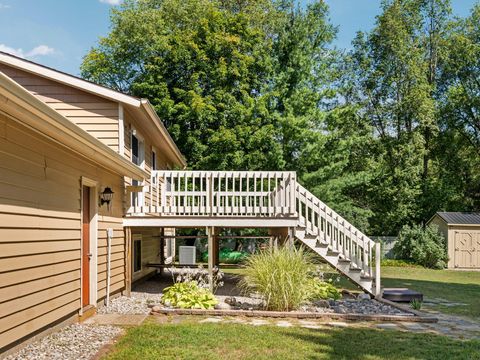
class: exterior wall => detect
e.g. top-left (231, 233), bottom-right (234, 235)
top-left (123, 109), bottom-right (175, 209)
top-left (131, 227), bottom-right (161, 282)
top-left (0, 65), bottom-right (120, 152)
top-left (0, 112), bottom-right (125, 350)
top-left (429, 215), bottom-right (449, 240)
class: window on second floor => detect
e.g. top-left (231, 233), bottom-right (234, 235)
top-left (131, 131), bottom-right (145, 169)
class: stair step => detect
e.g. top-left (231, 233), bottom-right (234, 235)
top-left (315, 240), bottom-right (328, 248)
top-left (361, 274), bottom-right (374, 280)
top-left (349, 267), bottom-right (362, 272)
top-left (337, 259), bottom-right (351, 264)
top-left (326, 249), bottom-right (340, 256)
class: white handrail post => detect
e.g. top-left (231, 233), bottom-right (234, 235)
top-left (375, 241), bottom-right (381, 298)
top-left (290, 172), bottom-right (297, 215)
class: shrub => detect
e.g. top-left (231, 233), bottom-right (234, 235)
top-left (393, 224), bottom-right (448, 269)
top-left (162, 281), bottom-right (218, 309)
top-left (307, 278), bottom-right (342, 301)
top-left (239, 247), bottom-right (314, 311)
top-left (380, 259), bottom-right (420, 268)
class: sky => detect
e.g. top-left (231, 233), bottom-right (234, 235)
top-left (0, 0), bottom-right (478, 76)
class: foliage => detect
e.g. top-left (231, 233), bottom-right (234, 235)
top-left (393, 224), bottom-right (448, 269)
top-left (201, 248), bottom-right (248, 264)
top-left (380, 259), bottom-right (420, 268)
top-left (161, 281), bottom-right (218, 309)
top-left (239, 247), bottom-right (314, 311)
top-left (168, 265), bottom-right (224, 293)
top-left (82, 0), bottom-right (480, 236)
top-left (82, 0), bottom-right (336, 172)
top-left (307, 278), bottom-right (342, 301)
top-left (410, 299), bottom-right (423, 310)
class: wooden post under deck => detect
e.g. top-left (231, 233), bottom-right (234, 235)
top-left (207, 226), bottom-right (215, 292)
top-left (125, 227), bottom-right (132, 297)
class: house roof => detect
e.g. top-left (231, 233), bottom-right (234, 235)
top-left (0, 51), bottom-right (186, 168)
top-left (0, 71), bottom-right (148, 180)
top-left (432, 212), bottom-right (480, 225)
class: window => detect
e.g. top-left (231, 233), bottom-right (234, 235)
top-left (131, 130), bottom-right (144, 168)
top-left (133, 237), bottom-right (142, 273)
top-left (151, 150), bottom-right (157, 171)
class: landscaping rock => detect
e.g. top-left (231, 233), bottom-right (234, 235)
top-left (215, 302), bottom-right (232, 310)
top-left (312, 299), bottom-right (330, 308)
top-left (225, 297), bottom-right (237, 306)
top-left (357, 293), bottom-right (371, 301)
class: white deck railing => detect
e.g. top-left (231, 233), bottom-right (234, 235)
top-left (296, 183), bottom-right (375, 277)
top-left (127, 170), bottom-right (297, 217)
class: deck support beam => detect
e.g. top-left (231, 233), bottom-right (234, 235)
top-left (207, 226), bottom-right (215, 292)
top-left (124, 227), bottom-right (132, 297)
top-left (375, 242), bottom-right (381, 298)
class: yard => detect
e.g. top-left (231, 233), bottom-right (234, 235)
top-left (103, 319), bottom-right (480, 360)
top-left (99, 264), bottom-right (480, 360)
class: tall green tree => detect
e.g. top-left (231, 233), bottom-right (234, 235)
top-left (81, 0), bottom-right (337, 172)
top-left (350, 0), bottom-right (451, 234)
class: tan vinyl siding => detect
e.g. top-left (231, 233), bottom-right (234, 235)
top-left (0, 112), bottom-right (125, 350)
top-left (131, 227), bottom-right (161, 282)
top-left (0, 65), bottom-right (120, 152)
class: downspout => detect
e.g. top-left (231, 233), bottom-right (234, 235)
top-left (105, 228), bottom-right (113, 306)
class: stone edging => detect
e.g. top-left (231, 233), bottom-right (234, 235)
top-left (150, 307), bottom-right (438, 323)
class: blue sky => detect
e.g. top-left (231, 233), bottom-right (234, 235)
top-left (0, 0), bottom-right (478, 76)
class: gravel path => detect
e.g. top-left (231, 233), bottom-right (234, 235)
top-left (4, 324), bottom-right (122, 360)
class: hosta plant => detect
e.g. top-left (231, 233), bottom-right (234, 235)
top-left (307, 278), bottom-right (342, 301)
top-left (162, 281), bottom-right (218, 310)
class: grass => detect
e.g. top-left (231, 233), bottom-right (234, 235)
top-left (224, 265), bottom-right (480, 318)
top-left (103, 320), bottom-right (480, 360)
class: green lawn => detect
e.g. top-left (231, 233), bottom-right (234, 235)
top-left (103, 321), bottom-right (480, 360)
top-left (224, 265), bottom-right (480, 318)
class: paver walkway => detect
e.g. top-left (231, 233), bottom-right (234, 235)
top-left (151, 312), bottom-right (480, 340)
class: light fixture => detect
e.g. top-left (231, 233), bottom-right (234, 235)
top-left (100, 187), bottom-right (114, 210)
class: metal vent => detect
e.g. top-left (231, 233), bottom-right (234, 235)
top-left (179, 246), bottom-right (196, 265)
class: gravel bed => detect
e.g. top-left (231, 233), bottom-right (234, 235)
top-left (210, 296), bottom-right (412, 316)
top-left (4, 324), bottom-right (122, 360)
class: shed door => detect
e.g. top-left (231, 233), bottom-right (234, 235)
top-left (454, 231), bottom-right (480, 268)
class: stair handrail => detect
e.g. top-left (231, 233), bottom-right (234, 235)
top-left (296, 183), bottom-right (376, 278)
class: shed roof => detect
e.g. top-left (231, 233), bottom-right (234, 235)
top-left (433, 212), bottom-right (480, 225)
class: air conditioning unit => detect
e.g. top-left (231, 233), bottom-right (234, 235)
top-left (179, 246), bottom-right (196, 265)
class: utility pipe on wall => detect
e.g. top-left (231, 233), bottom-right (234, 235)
top-left (106, 228), bottom-right (113, 306)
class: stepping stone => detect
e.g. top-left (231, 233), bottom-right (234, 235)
top-left (327, 322), bottom-right (349, 328)
top-left (199, 317), bottom-right (222, 323)
top-left (302, 325), bottom-right (323, 329)
top-left (276, 321), bottom-right (293, 327)
top-left (402, 322), bottom-right (426, 331)
top-left (383, 288), bottom-right (423, 303)
top-left (376, 323), bottom-right (399, 330)
top-left (251, 319), bottom-right (269, 326)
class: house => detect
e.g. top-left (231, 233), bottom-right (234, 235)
top-left (427, 212), bottom-right (480, 269)
top-left (0, 51), bottom-right (380, 353)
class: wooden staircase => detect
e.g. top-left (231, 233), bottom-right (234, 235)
top-left (295, 184), bottom-right (380, 296)
top-left (125, 170), bottom-right (381, 296)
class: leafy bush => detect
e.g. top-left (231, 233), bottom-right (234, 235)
top-left (410, 299), bottom-right (423, 310)
top-left (307, 278), bottom-right (342, 301)
top-left (380, 259), bottom-right (420, 268)
top-left (239, 247), bottom-right (315, 311)
top-left (201, 248), bottom-right (249, 264)
top-left (162, 281), bottom-right (218, 309)
top-left (393, 224), bottom-right (448, 269)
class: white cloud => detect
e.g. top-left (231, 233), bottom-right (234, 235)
top-left (0, 4), bottom-right (11, 10)
top-left (0, 44), bottom-right (56, 58)
top-left (26, 45), bottom-right (55, 57)
top-left (99, 0), bottom-right (122, 5)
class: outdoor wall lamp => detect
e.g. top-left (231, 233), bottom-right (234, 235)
top-left (100, 187), bottom-right (114, 210)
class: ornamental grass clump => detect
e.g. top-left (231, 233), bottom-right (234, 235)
top-left (239, 247), bottom-right (314, 311)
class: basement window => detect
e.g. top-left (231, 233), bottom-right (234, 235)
top-left (133, 236), bottom-right (142, 273)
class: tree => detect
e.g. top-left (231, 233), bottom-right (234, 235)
top-left (81, 0), bottom-right (337, 172)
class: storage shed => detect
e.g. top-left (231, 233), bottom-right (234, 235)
top-left (427, 212), bottom-right (480, 269)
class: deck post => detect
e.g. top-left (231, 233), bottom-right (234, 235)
top-left (207, 226), bottom-right (214, 292)
top-left (125, 227), bottom-right (132, 297)
top-left (375, 242), bottom-right (381, 298)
